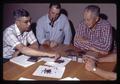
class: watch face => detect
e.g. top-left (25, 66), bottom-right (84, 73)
top-left (93, 68), bottom-right (96, 72)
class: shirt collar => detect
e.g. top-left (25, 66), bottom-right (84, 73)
top-left (15, 24), bottom-right (21, 36)
top-left (46, 14), bottom-right (60, 24)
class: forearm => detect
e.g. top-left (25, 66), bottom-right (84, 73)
top-left (89, 47), bottom-right (108, 55)
top-left (20, 47), bottom-right (50, 57)
top-left (87, 39), bottom-right (111, 54)
top-left (74, 35), bottom-right (108, 54)
top-left (28, 42), bottom-right (39, 50)
top-left (74, 36), bottom-right (89, 50)
top-left (93, 67), bottom-right (116, 80)
top-left (98, 54), bottom-right (116, 62)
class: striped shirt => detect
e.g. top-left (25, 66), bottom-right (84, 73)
top-left (36, 14), bottom-right (72, 45)
top-left (74, 18), bottom-right (112, 52)
top-left (3, 24), bottom-right (37, 59)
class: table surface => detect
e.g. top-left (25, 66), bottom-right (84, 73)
top-left (3, 44), bottom-right (116, 80)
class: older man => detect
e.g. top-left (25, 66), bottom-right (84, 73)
top-left (3, 9), bottom-right (59, 63)
top-left (36, 2), bottom-right (72, 48)
top-left (74, 5), bottom-right (112, 55)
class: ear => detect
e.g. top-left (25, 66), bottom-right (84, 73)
top-left (15, 20), bottom-right (20, 25)
top-left (96, 16), bottom-right (99, 22)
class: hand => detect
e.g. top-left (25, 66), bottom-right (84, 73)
top-left (54, 52), bottom-right (61, 61)
top-left (47, 51), bottom-right (60, 58)
top-left (99, 51), bottom-right (108, 55)
top-left (43, 40), bottom-right (50, 46)
top-left (50, 41), bottom-right (58, 48)
top-left (43, 40), bottom-right (50, 47)
top-left (12, 50), bottom-right (20, 58)
top-left (84, 57), bottom-right (96, 71)
top-left (79, 36), bottom-right (88, 43)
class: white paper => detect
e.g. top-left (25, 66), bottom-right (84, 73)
top-left (44, 57), bottom-right (71, 67)
top-left (61, 77), bottom-right (80, 81)
top-left (10, 55), bottom-right (35, 67)
top-left (33, 65), bottom-right (65, 78)
top-left (18, 77), bottom-right (35, 81)
top-left (78, 58), bottom-right (83, 63)
top-left (67, 55), bottom-right (77, 61)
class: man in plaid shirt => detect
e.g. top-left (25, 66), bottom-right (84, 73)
top-left (74, 5), bottom-right (112, 55)
top-left (3, 9), bottom-right (59, 63)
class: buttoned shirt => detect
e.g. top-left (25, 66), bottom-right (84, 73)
top-left (36, 14), bottom-right (72, 45)
top-left (3, 24), bottom-right (37, 59)
top-left (74, 18), bottom-right (112, 52)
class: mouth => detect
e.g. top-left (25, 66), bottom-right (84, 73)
top-left (26, 27), bottom-right (31, 31)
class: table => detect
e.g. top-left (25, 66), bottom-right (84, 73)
top-left (3, 44), bottom-right (116, 80)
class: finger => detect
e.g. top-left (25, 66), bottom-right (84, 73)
top-left (54, 55), bottom-right (61, 61)
top-left (83, 56), bottom-right (89, 63)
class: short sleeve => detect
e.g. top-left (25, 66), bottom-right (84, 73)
top-left (3, 30), bottom-right (21, 49)
top-left (26, 30), bottom-right (37, 44)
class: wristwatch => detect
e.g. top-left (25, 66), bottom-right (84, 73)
top-left (93, 67), bottom-right (96, 72)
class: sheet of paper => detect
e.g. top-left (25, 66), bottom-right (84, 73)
top-left (44, 57), bottom-right (71, 67)
top-left (33, 65), bottom-right (65, 78)
top-left (60, 77), bottom-right (80, 81)
top-left (67, 55), bottom-right (77, 61)
top-left (10, 55), bottom-right (35, 67)
top-left (77, 58), bottom-right (83, 63)
top-left (18, 77), bottom-right (35, 81)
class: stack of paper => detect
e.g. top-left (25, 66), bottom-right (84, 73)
top-left (33, 65), bottom-right (65, 78)
top-left (61, 77), bottom-right (80, 81)
top-left (18, 77), bottom-right (35, 81)
top-left (10, 55), bottom-right (36, 67)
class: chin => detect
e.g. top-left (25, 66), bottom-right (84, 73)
top-left (26, 28), bottom-right (31, 32)
top-left (87, 25), bottom-right (93, 28)
top-left (87, 25), bottom-right (91, 28)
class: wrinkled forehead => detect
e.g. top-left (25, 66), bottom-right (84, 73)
top-left (84, 10), bottom-right (95, 18)
top-left (17, 16), bottom-right (31, 21)
top-left (49, 6), bottom-right (60, 13)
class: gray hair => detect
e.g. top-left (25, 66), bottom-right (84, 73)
top-left (84, 5), bottom-right (100, 17)
top-left (13, 8), bottom-right (30, 20)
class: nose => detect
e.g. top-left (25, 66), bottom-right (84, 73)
top-left (27, 22), bottom-right (31, 26)
top-left (53, 13), bottom-right (59, 19)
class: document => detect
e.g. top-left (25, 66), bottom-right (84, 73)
top-left (33, 65), bottom-right (65, 78)
top-left (10, 55), bottom-right (36, 67)
top-left (60, 77), bottom-right (80, 81)
top-left (44, 57), bottom-right (71, 67)
top-left (18, 77), bottom-right (35, 80)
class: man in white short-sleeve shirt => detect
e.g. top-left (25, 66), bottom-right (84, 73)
top-left (3, 8), bottom-right (59, 62)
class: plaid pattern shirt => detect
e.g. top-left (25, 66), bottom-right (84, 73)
top-left (3, 24), bottom-right (37, 59)
top-left (74, 18), bottom-right (112, 52)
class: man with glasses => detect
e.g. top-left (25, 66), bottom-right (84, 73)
top-left (3, 8), bottom-right (60, 63)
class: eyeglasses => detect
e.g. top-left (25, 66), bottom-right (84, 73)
top-left (18, 19), bottom-right (31, 24)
